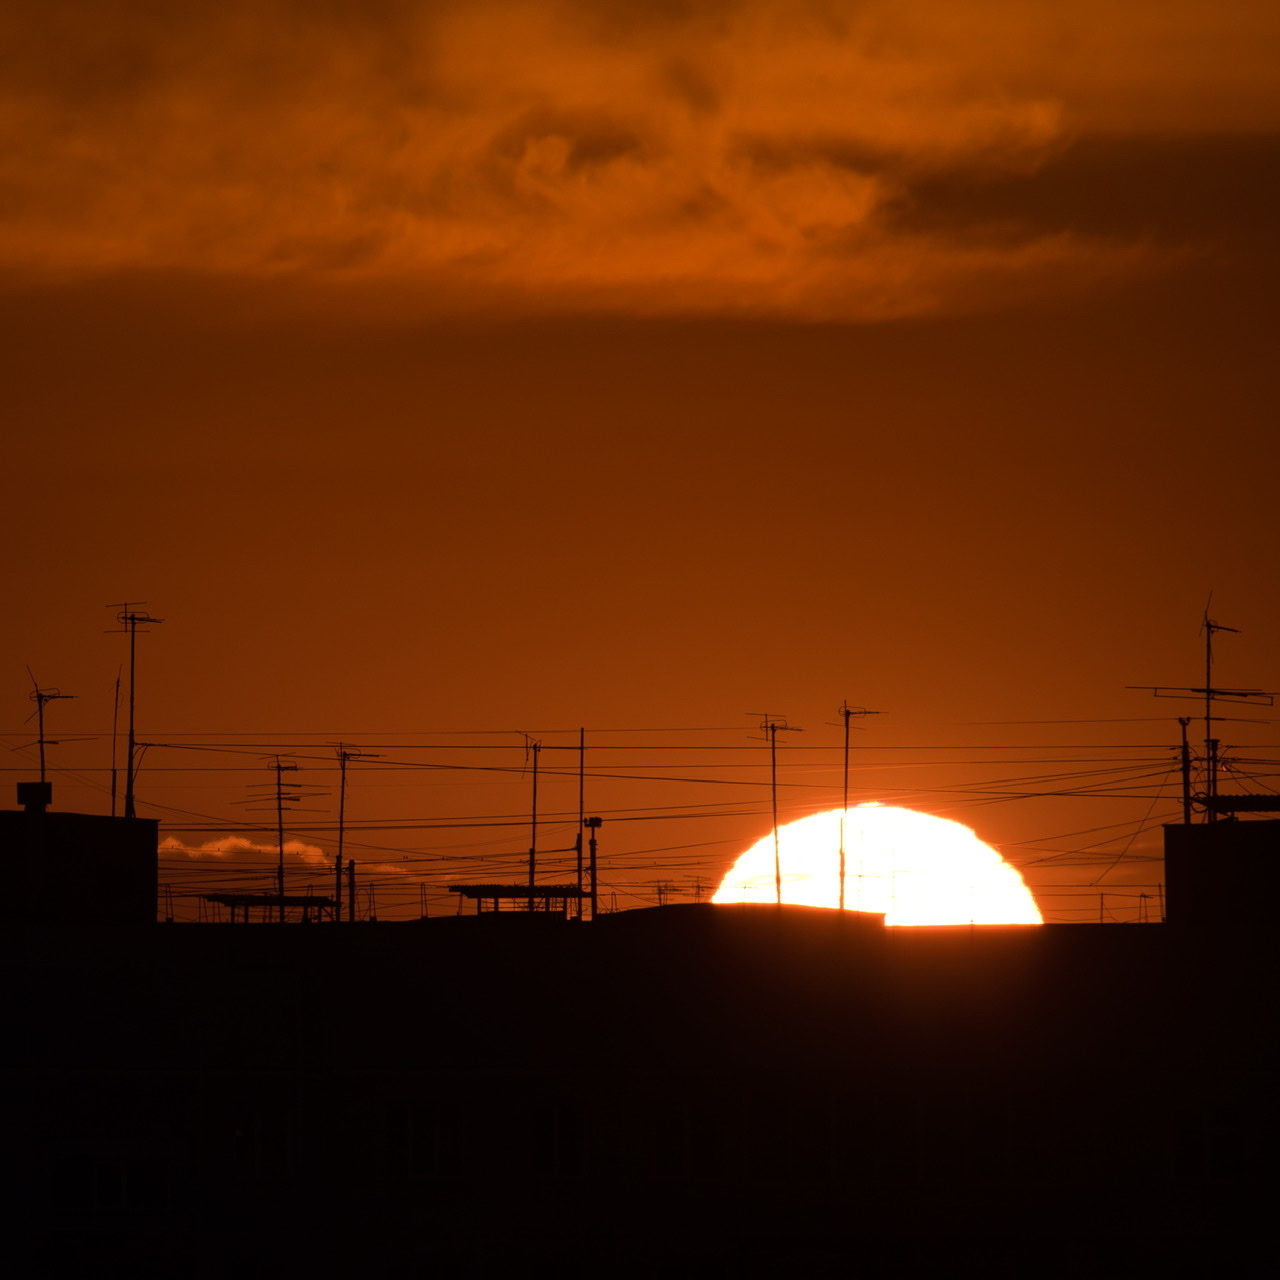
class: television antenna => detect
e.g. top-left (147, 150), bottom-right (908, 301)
top-left (24, 668), bottom-right (76, 784)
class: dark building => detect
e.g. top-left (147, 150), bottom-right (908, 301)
top-left (3, 808), bottom-right (1275, 1276)
top-left (0, 783), bottom-right (157, 926)
top-left (1163, 816), bottom-right (1280, 928)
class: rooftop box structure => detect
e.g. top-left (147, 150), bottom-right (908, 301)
top-left (1163, 818), bottom-right (1280, 928)
top-left (0, 785), bottom-right (157, 925)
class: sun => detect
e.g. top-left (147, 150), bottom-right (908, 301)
top-left (712, 803), bottom-right (1042, 925)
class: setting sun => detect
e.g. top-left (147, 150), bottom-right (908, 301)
top-left (713, 803), bottom-right (1042, 925)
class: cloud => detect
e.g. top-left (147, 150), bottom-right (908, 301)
top-left (161, 835), bottom-right (412, 880)
top-left (161, 835), bottom-right (332, 867)
top-left (1, 0), bottom-right (1274, 318)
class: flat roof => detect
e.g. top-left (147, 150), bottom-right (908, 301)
top-left (448, 884), bottom-right (586, 899)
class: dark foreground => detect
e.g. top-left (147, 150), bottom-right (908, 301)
top-left (6, 904), bottom-right (1272, 1277)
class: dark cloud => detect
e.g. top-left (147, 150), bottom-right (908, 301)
top-left (1, 1), bottom-right (1275, 317)
top-left (900, 134), bottom-right (1280, 245)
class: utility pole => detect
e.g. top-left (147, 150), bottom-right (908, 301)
top-left (336, 746), bottom-right (350, 919)
top-left (273, 758), bottom-right (299, 924)
top-left (107, 603), bottom-right (163, 819)
top-left (25, 668), bottom-right (75, 784)
top-left (347, 859), bottom-right (356, 923)
top-left (835, 702), bottom-right (881, 911)
top-left (525, 737), bottom-right (541, 914)
top-left (332, 743), bottom-right (379, 923)
top-left (237, 758), bottom-right (324, 924)
top-left (751, 714), bottom-right (802, 906)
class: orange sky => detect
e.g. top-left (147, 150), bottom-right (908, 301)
top-left (3, 1), bottom-right (1278, 920)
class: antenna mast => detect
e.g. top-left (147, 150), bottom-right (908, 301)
top-left (835, 702), bottom-right (881, 911)
top-left (107, 602), bottom-right (163, 819)
top-left (751, 713), bottom-right (802, 905)
top-left (1128, 606), bottom-right (1273, 822)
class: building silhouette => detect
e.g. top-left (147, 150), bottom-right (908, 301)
top-left (3, 785), bottom-right (1272, 1276)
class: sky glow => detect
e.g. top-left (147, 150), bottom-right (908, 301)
top-left (713, 803), bottom-right (1043, 925)
top-left (2, 1), bottom-right (1277, 927)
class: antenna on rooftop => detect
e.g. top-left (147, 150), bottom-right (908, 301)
top-left (1128, 601), bottom-right (1274, 821)
top-left (107, 602), bottom-right (163, 818)
top-left (25, 667), bottom-right (75, 785)
top-left (749, 713), bottom-right (802, 905)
